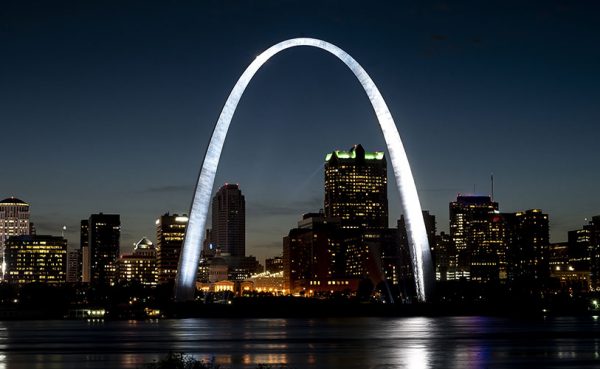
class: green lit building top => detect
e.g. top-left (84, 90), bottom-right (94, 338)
top-left (324, 144), bottom-right (388, 230)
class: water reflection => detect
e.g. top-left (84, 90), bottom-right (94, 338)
top-left (0, 317), bottom-right (599, 368)
top-left (403, 345), bottom-right (429, 369)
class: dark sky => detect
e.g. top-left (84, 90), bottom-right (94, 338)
top-left (1, 0), bottom-right (599, 262)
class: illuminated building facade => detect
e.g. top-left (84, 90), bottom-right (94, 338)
top-left (81, 213), bottom-right (120, 285)
top-left (265, 256), bottom-right (284, 273)
top-left (433, 232), bottom-right (457, 281)
top-left (588, 216), bottom-right (600, 290)
top-left (5, 235), bottom-right (67, 284)
top-left (505, 209), bottom-right (550, 283)
top-left (156, 213), bottom-right (188, 284)
top-left (66, 249), bottom-right (81, 283)
top-left (449, 195), bottom-right (504, 282)
top-left (80, 220), bottom-right (89, 282)
top-left (569, 216), bottom-right (600, 290)
top-left (118, 237), bottom-right (157, 286)
top-left (211, 184), bottom-right (245, 257)
top-left (0, 197), bottom-right (31, 280)
top-left (283, 213), bottom-right (343, 294)
top-left (324, 144), bottom-right (387, 230)
top-left (568, 228), bottom-right (591, 272)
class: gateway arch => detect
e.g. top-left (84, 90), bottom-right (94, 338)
top-left (175, 38), bottom-right (434, 302)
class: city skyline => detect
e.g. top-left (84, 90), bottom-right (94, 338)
top-left (2, 1), bottom-right (599, 262)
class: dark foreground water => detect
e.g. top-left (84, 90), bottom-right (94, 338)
top-left (1, 316), bottom-right (600, 368)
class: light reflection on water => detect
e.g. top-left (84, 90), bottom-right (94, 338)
top-left (0, 316), bottom-right (599, 368)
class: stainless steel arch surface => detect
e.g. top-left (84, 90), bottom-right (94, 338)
top-left (175, 38), bottom-right (433, 302)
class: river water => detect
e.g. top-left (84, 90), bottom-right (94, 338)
top-left (0, 316), bottom-right (599, 368)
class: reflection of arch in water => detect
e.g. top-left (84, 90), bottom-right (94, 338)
top-left (174, 38), bottom-right (433, 302)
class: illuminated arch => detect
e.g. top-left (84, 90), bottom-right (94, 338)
top-left (175, 38), bottom-right (433, 302)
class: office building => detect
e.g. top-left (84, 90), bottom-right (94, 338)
top-left (5, 235), bottom-right (67, 284)
top-left (505, 209), bottom-right (550, 283)
top-left (0, 197), bottom-right (31, 279)
top-left (118, 237), bottom-right (157, 286)
top-left (283, 213), bottom-right (346, 294)
top-left (569, 216), bottom-right (600, 290)
top-left (265, 256), bottom-right (284, 273)
top-left (449, 195), bottom-right (505, 282)
top-left (66, 249), bottom-right (81, 283)
top-left (324, 144), bottom-right (388, 230)
top-left (211, 184), bottom-right (245, 257)
top-left (588, 216), bottom-right (600, 290)
top-left (156, 213), bottom-right (188, 284)
top-left (81, 213), bottom-right (120, 285)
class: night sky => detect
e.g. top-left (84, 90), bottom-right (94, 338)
top-left (2, 0), bottom-right (599, 262)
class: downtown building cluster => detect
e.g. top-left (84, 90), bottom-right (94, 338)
top-left (1, 144), bottom-right (599, 302)
top-left (0, 189), bottom-right (265, 293)
top-left (280, 145), bottom-right (600, 300)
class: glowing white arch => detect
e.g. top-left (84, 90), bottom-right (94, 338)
top-left (175, 38), bottom-right (433, 302)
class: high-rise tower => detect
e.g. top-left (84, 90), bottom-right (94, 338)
top-left (156, 213), bottom-right (188, 284)
top-left (0, 197), bottom-right (31, 280)
top-left (505, 209), bottom-right (550, 283)
top-left (449, 195), bottom-right (504, 282)
top-left (211, 184), bottom-right (245, 257)
top-left (81, 213), bottom-right (120, 285)
top-left (324, 144), bottom-right (388, 230)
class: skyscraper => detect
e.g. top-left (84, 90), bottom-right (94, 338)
top-left (588, 216), bottom-right (600, 290)
top-left (449, 195), bottom-right (504, 282)
top-left (505, 209), bottom-right (550, 283)
top-left (80, 220), bottom-right (89, 282)
top-left (156, 213), bottom-right (188, 284)
top-left (0, 197), bottom-right (31, 280)
top-left (211, 184), bottom-right (245, 257)
top-left (81, 213), bottom-right (120, 285)
top-left (569, 216), bottom-right (600, 289)
top-left (324, 144), bottom-right (388, 230)
top-left (5, 235), bottom-right (67, 284)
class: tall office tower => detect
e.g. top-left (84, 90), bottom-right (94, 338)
top-left (588, 216), bottom-right (600, 290)
top-left (211, 184), bottom-right (245, 257)
top-left (66, 249), bottom-right (81, 283)
top-left (449, 195), bottom-right (505, 282)
top-left (156, 213), bottom-right (188, 284)
top-left (80, 213), bottom-right (120, 285)
top-left (0, 197), bottom-right (31, 280)
top-left (505, 209), bottom-right (550, 283)
top-left (570, 216), bottom-right (600, 289)
top-left (324, 144), bottom-right (388, 230)
top-left (80, 220), bottom-right (90, 282)
top-left (118, 237), bottom-right (157, 286)
top-left (568, 228), bottom-right (591, 272)
top-left (5, 235), bottom-right (67, 284)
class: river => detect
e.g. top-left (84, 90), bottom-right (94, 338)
top-left (1, 316), bottom-right (599, 368)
